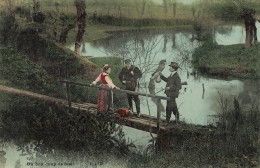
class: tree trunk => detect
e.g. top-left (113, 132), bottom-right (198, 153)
top-left (141, 0), bottom-right (146, 18)
top-left (59, 25), bottom-right (75, 44)
top-left (74, 0), bottom-right (87, 55)
top-left (52, 25), bottom-right (57, 41)
top-left (244, 15), bottom-right (254, 48)
top-left (252, 19), bottom-right (258, 44)
top-left (172, 3), bottom-right (177, 18)
top-left (163, 0), bottom-right (167, 18)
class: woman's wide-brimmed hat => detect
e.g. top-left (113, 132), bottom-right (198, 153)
top-left (168, 62), bottom-right (179, 68)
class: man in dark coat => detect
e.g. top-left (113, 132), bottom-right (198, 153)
top-left (160, 62), bottom-right (182, 124)
top-left (119, 59), bottom-right (142, 117)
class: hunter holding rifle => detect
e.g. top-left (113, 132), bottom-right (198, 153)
top-left (159, 62), bottom-right (182, 125)
top-left (119, 59), bottom-right (142, 117)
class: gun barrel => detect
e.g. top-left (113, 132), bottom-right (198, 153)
top-left (181, 81), bottom-right (188, 85)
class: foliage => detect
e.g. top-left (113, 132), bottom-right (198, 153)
top-left (6, 24), bottom-right (91, 78)
top-left (210, 0), bottom-right (258, 22)
top-left (192, 42), bottom-right (260, 78)
top-left (32, 11), bottom-right (45, 23)
top-left (15, 6), bottom-right (32, 21)
top-left (46, 12), bottom-right (76, 28)
top-left (192, 35), bottom-right (217, 69)
top-left (0, 48), bottom-right (63, 96)
top-left (0, 13), bottom-right (17, 46)
top-left (127, 97), bottom-right (260, 167)
top-left (89, 14), bottom-right (194, 27)
top-left (89, 57), bottom-right (122, 85)
top-left (0, 96), bottom-right (128, 153)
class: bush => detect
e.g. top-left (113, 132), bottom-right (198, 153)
top-left (89, 14), bottom-right (194, 27)
top-left (0, 13), bottom-right (17, 46)
top-left (0, 48), bottom-right (63, 96)
top-left (0, 97), bottom-right (122, 153)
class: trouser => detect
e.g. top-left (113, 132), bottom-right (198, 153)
top-left (127, 94), bottom-right (140, 114)
top-left (166, 98), bottom-right (179, 122)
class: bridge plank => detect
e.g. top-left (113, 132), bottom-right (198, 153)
top-left (0, 85), bottom-right (171, 134)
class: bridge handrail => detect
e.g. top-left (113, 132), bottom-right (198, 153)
top-left (60, 80), bottom-right (170, 101)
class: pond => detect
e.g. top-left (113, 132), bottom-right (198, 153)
top-left (70, 22), bottom-right (260, 125)
top-left (70, 23), bottom-right (260, 149)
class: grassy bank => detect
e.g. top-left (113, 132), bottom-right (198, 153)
top-left (192, 41), bottom-right (260, 79)
top-left (127, 98), bottom-right (260, 167)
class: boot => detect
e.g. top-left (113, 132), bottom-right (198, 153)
top-left (162, 120), bottom-right (170, 126)
top-left (175, 116), bottom-right (179, 124)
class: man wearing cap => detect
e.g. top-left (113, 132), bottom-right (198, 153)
top-left (159, 62), bottom-right (182, 124)
top-left (119, 59), bottom-right (142, 117)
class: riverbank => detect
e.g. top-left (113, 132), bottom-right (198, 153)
top-left (66, 19), bottom-right (196, 46)
top-left (193, 42), bottom-right (260, 79)
top-left (127, 102), bottom-right (260, 167)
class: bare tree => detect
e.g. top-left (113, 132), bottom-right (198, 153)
top-left (74, 0), bottom-right (87, 55)
top-left (163, 0), bottom-right (168, 18)
top-left (170, 0), bottom-right (177, 18)
top-left (5, 0), bottom-right (15, 17)
top-left (59, 14), bottom-right (76, 44)
top-left (105, 0), bottom-right (115, 15)
top-left (136, 0), bottom-right (147, 18)
top-left (97, 32), bottom-right (161, 86)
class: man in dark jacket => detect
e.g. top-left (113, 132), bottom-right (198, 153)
top-left (160, 62), bottom-right (181, 124)
top-left (119, 59), bottom-right (142, 117)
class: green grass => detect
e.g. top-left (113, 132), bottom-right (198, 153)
top-left (192, 42), bottom-right (260, 78)
top-left (89, 57), bottom-right (123, 86)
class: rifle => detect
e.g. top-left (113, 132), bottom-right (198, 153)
top-left (155, 81), bottom-right (188, 94)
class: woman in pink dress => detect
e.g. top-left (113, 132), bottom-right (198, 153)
top-left (91, 65), bottom-right (120, 113)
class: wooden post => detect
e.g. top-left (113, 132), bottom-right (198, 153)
top-left (66, 82), bottom-right (71, 112)
top-left (156, 98), bottom-right (161, 151)
top-left (157, 98), bottom-right (161, 133)
top-left (111, 90), bottom-right (114, 109)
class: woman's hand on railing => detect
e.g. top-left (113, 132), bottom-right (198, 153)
top-left (114, 86), bottom-right (120, 90)
top-left (90, 82), bottom-right (95, 87)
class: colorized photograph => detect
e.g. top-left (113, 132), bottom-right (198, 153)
top-left (0, 0), bottom-right (260, 167)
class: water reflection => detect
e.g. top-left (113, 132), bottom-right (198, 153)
top-left (0, 150), bottom-right (6, 168)
top-left (0, 142), bottom-right (127, 168)
top-left (81, 43), bottom-right (86, 54)
top-left (162, 34), bottom-right (168, 53)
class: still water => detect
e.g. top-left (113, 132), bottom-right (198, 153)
top-left (0, 143), bottom-right (127, 168)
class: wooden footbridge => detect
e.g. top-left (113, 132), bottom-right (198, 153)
top-left (0, 81), bottom-right (172, 135)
